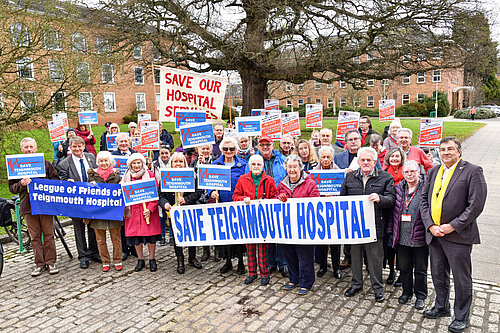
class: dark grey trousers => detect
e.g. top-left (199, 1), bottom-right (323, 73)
top-left (351, 238), bottom-right (384, 294)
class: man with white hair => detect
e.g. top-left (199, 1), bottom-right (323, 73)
top-left (112, 133), bottom-right (136, 156)
top-left (396, 128), bottom-right (434, 173)
top-left (317, 128), bottom-right (343, 155)
top-left (279, 134), bottom-right (294, 157)
top-left (340, 147), bottom-right (395, 302)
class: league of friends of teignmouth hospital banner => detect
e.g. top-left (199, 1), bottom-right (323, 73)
top-left (170, 195), bottom-right (377, 246)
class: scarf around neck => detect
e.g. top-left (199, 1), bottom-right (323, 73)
top-left (431, 159), bottom-right (461, 226)
top-left (96, 167), bottom-right (114, 181)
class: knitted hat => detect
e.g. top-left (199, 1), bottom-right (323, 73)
top-left (66, 128), bottom-right (76, 136)
top-left (126, 153), bottom-right (146, 168)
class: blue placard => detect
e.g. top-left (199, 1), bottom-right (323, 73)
top-left (6, 154), bottom-right (46, 180)
top-left (78, 111), bottom-right (98, 125)
top-left (197, 165), bottom-right (231, 191)
top-left (175, 111), bottom-right (207, 131)
top-left (179, 122), bottom-right (215, 149)
top-left (160, 168), bottom-right (196, 192)
top-left (121, 178), bottom-right (159, 206)
top-left (309, 170), bottom-right (345, 195)
top-left (251, 109), bottom-right (263, 117)
top-left (106, 134), bottom-right (118, 150)
top-left (235, 116), bottom-right (262, 136)
top-left (114, 156), bottom-right (129, 175)
top-left (28, 179), bottom-right (124, 220)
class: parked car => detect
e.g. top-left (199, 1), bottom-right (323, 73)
top-left (479, 104), bottom-right (500, 116)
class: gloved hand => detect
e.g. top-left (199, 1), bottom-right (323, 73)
top-left (277, 193), bottom-right (288, 202)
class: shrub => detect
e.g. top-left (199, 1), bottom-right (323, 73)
top-left (221, 105), bottom-right (239, 121)
top-left (453, 108), bottom-right (497, 119)
top-left (395, 102), bottom-right (428, 117)
top-left (123, 114), bottom-right (138, 123)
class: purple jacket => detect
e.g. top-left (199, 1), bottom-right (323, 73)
top-left (386, 179), bottom-right (426, 246)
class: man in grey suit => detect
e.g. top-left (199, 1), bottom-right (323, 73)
top-left (58, 136), bottom-right (100, 269)
top-left (420, 137), bottom-right (487, 333)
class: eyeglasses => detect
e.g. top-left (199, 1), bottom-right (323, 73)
top-left (403, 170), bottom-right (419, 174)
top-left (222, 147), bottom-right (236, 152)
top-left (346, 137), bottom-right (361, 142)
top-left (259, 143), bottom-right (272, 147)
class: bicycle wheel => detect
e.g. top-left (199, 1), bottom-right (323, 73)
top-left (0, 243), bottom-right (4, 277)
top-left (5, 209), bottom-right (31, 249)
top-left (54, 220), bottom-right (73, 259)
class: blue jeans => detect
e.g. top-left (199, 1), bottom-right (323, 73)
top-left (268, 243), bottom-right (287, 268)
top-left (160, 216), bottom-right (167, 238)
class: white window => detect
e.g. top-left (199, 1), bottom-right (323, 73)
top-left (417, 53), bottom-right (426, 61)
top-left (134, 67), bottom-right (144, 85)
top-left (10, 23), bottom-right (30, 47)
top-left (433, 47), bottom-right (442, 60)
top-left (51, 91), bottom-right (66, 112)
top-left (286, 100), bottom-right (292, 108)
top-left (433, 70), bottom-right (441, 83)
top-left (327, 97), bottom-right (334, 108)
top-left (152, 44), bottom-right (161, 61)
top-left (417, 72), bottom-right (425, 83)
top-left (285, 82), bottom-right (292, 92)
top-left (133, 45), bottom-right (142, 60)
top-left (403, 54), bottom-right (411, 63)
top-left (353, 97), bottom-right (361, 107)
top-left (136, 93), bottom-right (146, 111)
top-left (402, 94), bottom-right (410, 105)
top-left (297, 84), bottom-right (304, 91)
top-left (96, 36), bottom-right (110, 54)
top-left (381, 79), bottom-right (389, 86)
top-left (154, 69), bottom-right (160, 85)
top-left (367, 96), bottom-right (374, 108)
top-left (20, 91), bottom-right (36, 113)
top-left (340, 97), bottom-right (347, 107)
top-left (48, 60), bottom-right (64, 82)
top-left (366, 54), bottom-right (373, 61)
top-left (327, 83), bottom-right (333, 89)
top-left (353, 56), bottom-right (361, 64)
top-left (367, 79), bottom-right (374, 86)
top-left (72, 32), bottom-right (87, 53)
top-left (315, 98), bottom-right (321, 104)
top-left (102, 64), bottom-right (114, 84)
top-left (103, 92), bottom-right (116, 112)
top-left (79, 92), bottom-right (93, 111)
top-left (297, 99), bottom-right (304, 107)
top-left (17, 57), bottom-right (34, 80)
top-left (353, 79), bottom-right (361, 89)
top-left (339, 80), bottom-right (346, 88)
top-left (77, 62), bottom-right (90, 83)
top-left (417, 93), bottom-right (426, 103)
top-left (44, 29), bottom-right (61, 50)
top-left (314, 81), bottom-right (321, 90)
top-left (156, 93), bottom-right (160, 111)
top-left (402, 75), bottom-right (410, 84)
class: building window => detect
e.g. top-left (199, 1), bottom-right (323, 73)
top-left (152, 44), bottom-right (161, 61)
top-left (353, 79), bottom-right (361, 89)
top-left (79, 92), bottom-right (93, 111)
top-left (77, 62), bottom-right (90, 83)
top-left (17, 57), bottom-right (34, 80)
top-left (326, 83), bottom-right (333, 89)
top-left (417, 72), bottom-right (425, 83)
top-left (433, 47), bottom-right (442, 60)
top-left (353, 56), bottom-right (361, 64)
top-left (51, 91), bottom-right (66, 112)
top-left (297, 99), bottom-right (304, 107)
top-left (135, 93), bottom-right (146, 111)
top-left (48, 60), bottom-right (64, 82)
top-left (367, 79), bottom-right (374, 87)
top-left (44, 29), bottom-right (61, 50)
top-left (402, 94), bottom-right (410, 105)
top-left (403, 54), bottom-right (411, 63)
top-left (297, 84), bottom-right (304, 91)
top-left (314, 81), bottom-right (321, 90)
top-left (102, 64), bottom-right (114, 84)
top-left (154, 68), bottom-right (160, 85)
top-left (402, 75), bottom-right (410, 84)
top-left (367, 96), bottom-right (374, 108)
top-left (417, 93), bottom-right (426, 103)
top-left (96, 36), bottom-right (110, 54)
top-left (381, 79), bottom-right (389, 86)
top-left (315, 98), bottom-right (321, 104)
top-left (366, 54), bottom-right (373, 61)
top-left (417, 53), bottom-right (426, 61)
top-left (134, 67), bottom-right (144, 85)
top-left (433, 70), bottom-right (441, 82)
top-left (340, 97), bottom-right (347, 107)
top-left (285, 82), bottom-right (292, 92)
top-left (353, 97), bottom-right (361, 107)
top-left (327, 97), bottom-right (334, 108)
top-left (286, 100), bottom-right (292, 108)
top-left (103, 92), bottom-right (116, 112)
top-left (20, 91), bottom-right (36, 113)
top-left (10, 23), bottom-right (30, 47)
top-left (72, 32), bottom-right (87, 53)
top-left (133, 45), bottom-right (142, 60)
top-left (339, 80), bottom-right (346, 88)
top-left (156, 93), bottom-right (160, 111)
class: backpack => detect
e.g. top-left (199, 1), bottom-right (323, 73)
top-left (0, 198), bottom-right (13, 227)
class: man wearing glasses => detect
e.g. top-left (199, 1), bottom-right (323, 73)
top-left (358, 116), bottom-right (380, 147)
top-left (420, 137), bottom-right (487, 333)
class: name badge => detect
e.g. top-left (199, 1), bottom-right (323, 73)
top-left (401, 214), bottom-right (412, 222)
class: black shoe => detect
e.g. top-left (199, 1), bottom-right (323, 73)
top-left (134, 259), bottom-right (145, 272)
top-left (280, 267), bottom-right (289, 278)
top-left (448, 319), bottom-right (469, 333)
top-left (398, 294), bottom-right (411, 304)
top-left (237, 263), bottom-right (246, 275)
top-left (79, 260), bottom-right (89, 269)
top-left (220, 262), bottom-right (233, 274)
top-left (344, 287), bottom-right (362, 297)
top-left (340, 259), bottom-right (351, 270)
top-left (375, 292), bottom-right (385, 302)
top-left (201, 248), bottom-right (210, 261)
top-left (159, 237), bottom-right (167, 246)
top-left (423, 307), bottom-right (451, 319)
top-left (269, 265), bottom-right (277, 273)
top-left (260, 277), bottom-right (270, 286)
top-left (122, 252), bottom-right (128, 261)
top-left (244, 275), bottom-right (257, 284)
top-left (316, 268), bottom-right (327, 277)
top-left (333, 269), bottom-right (342, 279)
top-left (91, 256), bottom-right (102, 263)
top-left (149, 259), bottom-right (157, 272)
top-left (386, 271), bottom-right (396, 285)
top-left (415, 299), bottom-right (425, 310)
top-left (177, 258), bottom-right (185, 274)
top-left (394, 275), bottom-right (402, 287)
top-left (188, 257), bottom-right (202, 269)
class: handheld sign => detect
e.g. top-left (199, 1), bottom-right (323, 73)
top-left (121, 178), bottom-right (159, 206)
top-left (48, 120), bottom-right (66, 143)
top-left (159, 66), bottom-right (228, 122)
top-left (261, 113), bottom-right (282, 141)
top-left (114, 156), bottom-right (129, 175)
top-left (336, 111), bottom-right (360, 141)
top-left (305, 104), bottom-right (323, 128)
top-left (138, 113), bottom-right (151, 130)
top-left (281, 112), bottom-right (301, 137)
top-left (379, 99), bottom-right (396, 122)
top-left (309, 170), bottom-right (346, 195)
top-left (130, 137), bottom-right (146, 157)
top-left (160, 168), bottom-right (196, 192)
top-left (78, 111), bottom-right (98, 125)
top-left (251, 109), bottom-right (264, 117)
top-left (235, 116), bottom-right (262, 137)
top-left (419, 118), bottom-right (443, 147)
top-left (106, 133), bottom-right (119, 151)
top-left (179, 122), bottom-right (215, 149)
top-left (52, 113), bottom-right (69, 130)
top-left (6, 154), bottom-right (46, 180)
top-left (175, 110), bottom-right (207, 131)
top-left (264, 99), bottom-right (279, 111)
top-left (224, 127), bottom-right (237, 138)
top-left (141, 121), bottom-right (160, 150)
top-left (197, 165), bottom-right (231, 191)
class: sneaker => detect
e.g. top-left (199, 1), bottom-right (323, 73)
top-left (48, 264), bottom-right (59, 275)
top-left (115, 263), bottom-right (123, 271)
top-left (31, 265), bottom-right (45, 277)
top-left (260, 277), bottom-right (270, 286)
top-left (102, 265), bottom-right (110, 272)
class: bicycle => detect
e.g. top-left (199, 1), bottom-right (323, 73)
top-left (0, 242), bottom-right (3, 277)
top-left (53, 216), bottom-right (73, 259)
top-left (0, 196), bottom-right (31, 250)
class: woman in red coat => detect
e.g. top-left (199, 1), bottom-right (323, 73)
top-left (233, 154), bottom-right (277, 286)
top-left (121, 153), bottom-right (161, 272)
top-left (75, 124), bottom-right (97, 156)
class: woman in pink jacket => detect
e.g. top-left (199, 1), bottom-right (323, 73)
top-left (75, 123), bottom-right (97, 156)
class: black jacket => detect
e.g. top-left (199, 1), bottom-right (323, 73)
top-left (340, 168), bottom-right (396, 238)
top-left (100, 131), bottom-right (108, 151)
top-left (158, 184), bottom-right (203, 215)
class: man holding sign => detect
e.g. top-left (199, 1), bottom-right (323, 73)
top-left (8, 138), bottom-right (60, 277)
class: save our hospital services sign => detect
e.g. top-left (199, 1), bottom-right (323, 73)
top-left (48, 120), bottom-right (66, 142)
top-left (281, 112), bottom-right (301, 137)
top-left (305, 104), bottom-right (323, 128)
top-left (141, 121), bottom-right (160, 150)
top-left (336, 111), bottom-right (360, 140)
top-left (419, 118), bottom-right (443, 147)
top-left (379, 99), bottom-right (396, 122)
top-left (261, 113), bottom-right (282, 140)
top-left (159, 67), bottom-right (228, 123)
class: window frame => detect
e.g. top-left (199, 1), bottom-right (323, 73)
top-left (402, 75), bottom-right (410, 85)
top-left (133, 45), bottom-right (143, 60)
top-left (402, 94), bottom-right (410, 105)
top-left (96, 36), bottom-right (110, 54)
top-left (51, 91), bottom-right (67, 112)
top-left (134, 66), bottom-right (144, 85)
top-left (417, 72), bottom-right (425, 83)
top-left (432, 70), bottom-right (441, 83)
top-left (76, 62), bottom-right (91, 83)
top-left (48, 59), bottom-right (64, 82)
top-left (367, 96), bottom-right (374, 108)
top-left (17, 57), bottom-right (34, 80)
top-left (71, 32), bottom-right (88, 53)
top-left (417, 93), bottom-right (426, 103)
top-left (20, 91), bottom-right (36, 113)
top-left (135, 92), bottom-right (146, 111)
top-left (340, 97), bottom-right (347, 107)
top-left (79, 92), bottom-right (93, 111)
top-left (285, 82), bottom-right (292, 92)
top-left (43, 29), bottom-right (61, 51)
top-left (102, 64), bottom-right (114, 84)
top-left (339, 80), bottom-right (347, 89)
top-left (103, 92), bottom-right (116, 113)
top-left (297, 99), bottom-right (304, 107)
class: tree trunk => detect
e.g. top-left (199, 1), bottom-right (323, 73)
top-left (240, 69), bottom-right (267, 116)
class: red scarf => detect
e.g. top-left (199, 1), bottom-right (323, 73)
top-left (385, 165), bottom-right (404, 185)
top-left (96, 167), bottom-right (114, 181)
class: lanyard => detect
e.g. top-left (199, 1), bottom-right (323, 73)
top-left (390, 136), bottom-right (397, 145)
top-left (404, 182), bottom-right (420, 212)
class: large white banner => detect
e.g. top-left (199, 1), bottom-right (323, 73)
top-left (159, 67), bottom-right (228, 123)
top-left (170, 195), bottom-right (377, 246)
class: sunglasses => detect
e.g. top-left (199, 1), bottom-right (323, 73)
top-left (222, 147), bottom-right (236, 152)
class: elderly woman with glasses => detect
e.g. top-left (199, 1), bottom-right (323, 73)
top-left (210, 137), bottom-right (248, 274)
top-left (277, 155), bottom-right (320, 295)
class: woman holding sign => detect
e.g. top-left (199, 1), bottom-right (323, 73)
top-left (294, 139), bottom-right (318, 171)
top-left (277, 155), bottom-right (320, 295)
top-left (75, 123), bottom-right (97, 156)
top-left (121, 153), bottom-right (161, 272)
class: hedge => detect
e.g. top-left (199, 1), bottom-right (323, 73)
top-left (453, 108), bottom-right (497, 119)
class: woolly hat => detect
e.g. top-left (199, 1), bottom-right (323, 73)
top-left (66, 128), bottom-right (76, 135)
top-left (127, 153), bottom-right (146, 168)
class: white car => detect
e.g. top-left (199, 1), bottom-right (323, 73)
top-left (479, 104), bottom-right (500, 116)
